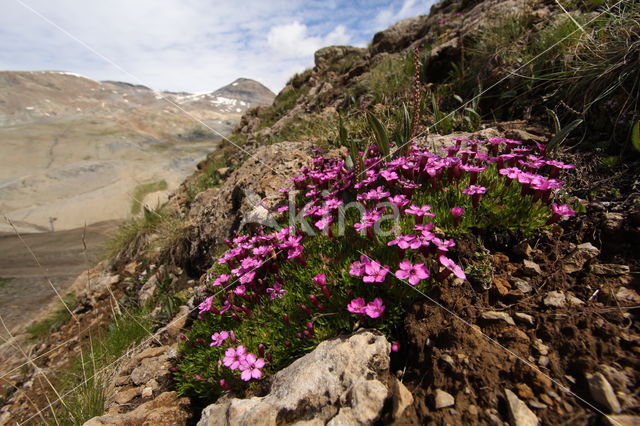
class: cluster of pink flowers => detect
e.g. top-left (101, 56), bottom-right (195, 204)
top-left (347, 297), bottom-right (386, 318)
top-left (349, 255), bottom-right (390, 283)
top-left (190, 136), bottom-right (576, 390)
top-left (223, 345), bottom-right (266, 381)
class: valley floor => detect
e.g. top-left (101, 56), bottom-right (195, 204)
top-left (0, 220), bottom-right (118, 338)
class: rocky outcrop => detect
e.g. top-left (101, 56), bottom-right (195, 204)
top-left (370, 15), bottom-right (431, 55)
top-left (83, 391), bottom-right (190, 426)
top-left (197, 330), bottom-right (412, 425)
top-left (314, 46), bottom-right (368, 72)
top-left (185, 141), bottom-right (315, 270)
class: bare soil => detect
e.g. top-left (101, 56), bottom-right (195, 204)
top-left (392, 172), bottom-right (640, 424)
top-left (0, 220), bottom-right (118, 338)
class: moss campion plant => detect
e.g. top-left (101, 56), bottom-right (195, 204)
top-left (175, 136), bottom-right (575, 400)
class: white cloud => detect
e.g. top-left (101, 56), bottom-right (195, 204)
top-left (0, 0), bottom-right (430, 93)
top-left (267, 22), bottom-right (350, 58)
top-left (374, 0), bottom-right (432, 30)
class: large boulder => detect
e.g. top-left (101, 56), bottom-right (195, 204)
top-left (314, 46), bottom-right (367, 73)
top-left (198, 330), bottom-right (412, 425)
top-left (370, 15), bottom-right (430, 55)
top-left (83, 391), bottom-right (190, 426)
top-left (185, 141), bottom-right (315, 271)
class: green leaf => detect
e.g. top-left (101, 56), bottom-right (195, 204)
top-left (547, 118), bottom-right (583, 152)
top-left (631, 120), bottom-right (640, 152)
top-left (366, 111), bottom-right (390, 158)
top-left (546, 109), bottom-right (561, 134)
top-left (344, 154), bottom-right (354, 170)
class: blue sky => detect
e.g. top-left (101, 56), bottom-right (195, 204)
top-left (0, 0), bottom-right (436, 93)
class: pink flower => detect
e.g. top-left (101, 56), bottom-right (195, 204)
top-left (365, 298), bottom-right (386, 318)
top-left (233, 285), bottom-right (246, 296)
top-left (287, 245), bottom-right (304, 260)
top-left (462, 185), bottom-right (487, 208)
top-left (365, 186), bottom-right (391, 201)
top-left (380, 169), bottom-right (399, 181)
top-left (325, 198), bottom-right (343, 210)
top-left (315, 216), bottom-right (333, 230)
top-left (462, 185), bottom-right (486, 195)
top-left (198, 296), bottom-right (214, 314)
top-left (395, 260), bottom-right (430, 285)
top-left (546, 203), bottom-right (577, 225)
top-left (405, 204), bottom-right (436, 217)
top-left (239, 353), bottom-right (265, 381)
top-left (266, 283), bottom-right (286, 300)
top-left (212, 274), bottom-right (231, 287)
top-left (313, 273), bottom-right (327, 286)
top-left (252, 246), bottom-right (272, 256)
top-left (363, 260), bottom-right (389, 283)
top-left (210, 330), bottom-right (229, 347)
top-left (349, 256), bottom-right (368, 276)
top-left (238, 269), bottom-right (256, 284)
top-left (218, 300), bottom-right (232, 315)
top-left (347, 297), bottom-right (367, 314)
top-left (391, 341), bottom-right (401, 352)
top-left (499, 167), bottom-right (521, 180)
top-left (223, 345), bottom-right (247, 370)
top-left (551, 203), bottom-right (576, 217)
top-left (354, 210), bottom-right (381, 232)
top-left (438, 255), bottom-right (467, 280)
top-left (388, 194), bottom-right (410, 208)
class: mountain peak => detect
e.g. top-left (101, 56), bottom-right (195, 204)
top-left (212, 78), bottom-right (275, 106)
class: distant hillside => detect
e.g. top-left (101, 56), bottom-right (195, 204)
top-left (0, 71), bottom-right (275, 232)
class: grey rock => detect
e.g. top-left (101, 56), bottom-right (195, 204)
top-left (513, 242), bottom-right (533, 258)
top-left (112, 387), bottom-right (140, 405)
top-left (198, 330), bottom-right (393, 426)
top-left (528, 399), bottom-right (547, 410)
top-left (314, 45), bottom-right (367, 72)
top-left (217, 167), bottom-right (230, 178)
top-left (440, 354), bottom-right (455, 367)
top-left (591, 264), bottom-right (630, 276)
top-left (515, 313), bottom-right (535, 326)
top-left (603, 212), bottom-right (625, 232)
top-left (587, 372), bottom-right (622, 413)
top-left (141, 386), bottom-right (153, 398)
top-left (567, 295), bottom-right (584, 306)
top-left (532, 339), bottom-right (549, 356)
top-left (543, 291), bottom-right (566, 308)
top-left (239, 206), bottom-right (278, 230)
top-left (187, 141), bottom-right (316, 260)
top-left (617, 287), bottom-right (640, 305)
top-left (370, 15), bottom-right (430, 55)
top-left (138, 275), bottom-right (158, 305)
top-left (434, 389), bottom-right (455, 409)
top-left (130, 351), bottom-right (170, 386)
top-left (563, 242), bottom-right (600, 274)
top-left (156, 305), bottom-right (189, 341)
top-left (390, 378), bottom-right (414, 421)
top-left (505, 389), bottom-right (539, 426)
top-left (514, 279), bottom-right (533, 293)
top-left (84, 392), bottom-right (190, 425)
top-left (522, 260), bottom-right (542, 276)
top-left (481, 311), bottom-right (515, 325)
top-left (603, 415), bottom-right (640, 426)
